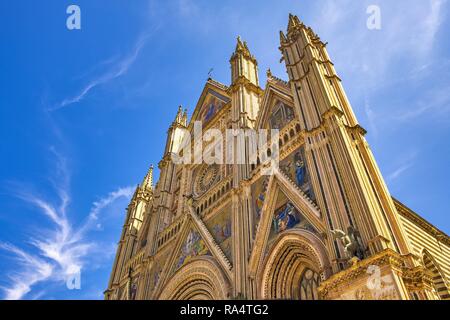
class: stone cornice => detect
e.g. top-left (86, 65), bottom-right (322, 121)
top-left (228, 76), bottom-right (264, 95)
top-left (266, 70), bottom-right (289, 88)
top-left (393, 198), bottom-right (450, 246)
top-left (402, 265), bottom-right (435, 292)
top-left (318, 249), bottom-right (404, 298)
top-left (285, 55), bottom-right (334, 74)
top-left (207, 78), bottom-right (229, 91)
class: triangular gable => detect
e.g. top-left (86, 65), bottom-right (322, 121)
top-left (248, 168), bottom-right (325, 277)
top-left (189, 79), bottom-right (231, 126)
top-left (146, 241), bottom-right (175, 299)
top-left (154, 209), bottom-right (232, 297)
top-left (267, 191), bottom-right (318, 242)
top-left (256, 78), bottom-right (294, 130)
top-left (204, 203), bottom-right (233, 262)
top-left (171, 227), bottom-right (211, 274)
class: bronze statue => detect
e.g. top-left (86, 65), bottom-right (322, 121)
top-left (331, 226), bottom-right (364, 262)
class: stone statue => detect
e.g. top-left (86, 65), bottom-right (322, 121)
top-left (183, 194), bottom-right (196, 215)
top-left (331, 226), bottom-right (364, 262)
top-left (186, 196), bottom-right (194, 207)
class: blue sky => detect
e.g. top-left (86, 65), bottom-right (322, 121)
top-left (0, 0), bottom-right (449, 300)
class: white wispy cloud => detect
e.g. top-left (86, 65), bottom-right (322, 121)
top-left (394, 82), bottom-right (450, 121)
top-left (0, 150), bottom-right (134, 300)
top-left (312, 0), bottom-right (447, 86)
top-left (51, 34), bottom-right (150, 111)
top-left (387, 163), bottom-right (414, 182)
top-left (386, 151), bottom-right (418, 182)
top-left (0, 243), bottom-right (53, 300)
top-left (422, 0), bottom-right (447, 51)
top-left (76, 185), bottom-right (136, 237)
top-left (308, 0), bottom-right (448, 135)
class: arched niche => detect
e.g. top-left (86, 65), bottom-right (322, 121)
top-left (158, 256), bottom-right (231, 300)
top-left (422, 250), bottom-right (450, 300)
top-left (259, 229), bottom-right (331, 300)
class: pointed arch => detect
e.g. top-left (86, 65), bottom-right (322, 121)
top-left (258, 229), bottom-right (331, 299)
top-left (299, 268), bottom-right (321, 300)
top-left (158, 257), bottom-right (231, 300)
top-left (249, 169), bottom-right (326, 278)
top-left (256, 79), bottom-right (294, 130)
top-left (188, 80), bottom-right (230, 126)
top-left (422, 249), bottom-right (450, 300)
top-left (153, 209), bottom-right (233, 299)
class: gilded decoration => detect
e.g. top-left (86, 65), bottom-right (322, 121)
top-left (267, 191), bottom-right (317, 244)
top-left (199, 90), bottom-right (230, 124)
top-left (251, 175), bottom-right (269, 235)
top-left (279, 145), bottom-right (315, 202)
top-left (174, 229), bottom-right (210, 272)
top-left (106, 13), bottom-right (450, 301)
top-left (194, 164), bottom-right (220, 197)
top-left (205, 205), bottom-right (232, 261)
top-left (270, 101), bottom-right (295, 130)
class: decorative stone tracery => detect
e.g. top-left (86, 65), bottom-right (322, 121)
top-left (194, 164), bottom-right (220, 197)
top-left (158, 257), bottom-right (231, 300)
top-left (259, 230), bottom-right (331, 299)
top-left (105, 13), bottom-right (450, 301)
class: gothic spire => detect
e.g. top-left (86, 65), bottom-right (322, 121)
top-left (182, 108), bottom-right (188, 125)
top-left (174, 105), bottom-right (183, 125)
top-left (230, 36), bottom-right (257, 64)
top-left (284, 14), bottom-right (320, 42)
top-left (279, 30), bottom-right (287, 43)
top-left (235, 36), bottom-right (247, 54)
top-left (287, 13), bottom-right (301, 32)
top-left (141, 164), bottom-right (154, 190)
top-left (230, 36), bottom-right (259, 87)
top-left (171, 105), bottom-right (188, 127)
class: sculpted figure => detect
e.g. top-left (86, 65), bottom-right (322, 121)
top-left (331, 226), bottom-right (364, 261)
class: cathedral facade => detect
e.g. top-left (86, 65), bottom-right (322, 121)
top-left (105, 14), bottom-right (450, 300)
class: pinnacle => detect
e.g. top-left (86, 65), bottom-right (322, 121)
top-left (287, 13), bottom-right (305, 34)
top-left (141, 164), bottom-right (154, 190)
top-left (231, 35), bottom-right (256, 64)
top-left (235, 35), bottom-right (247, 53)
top-left (182, 108), bottom-right (188, 125)
top-left (279, 30), bottom-right (287, 42)
top-left (287, 13), bottom-right (297, 30)
top-left (173, 105), bottom-right (185, 125)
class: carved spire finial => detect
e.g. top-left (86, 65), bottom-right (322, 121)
top-left (235, 36), bottom-right (247, 54)
top-left (173, 105), bottom-right (184, 125)
top-left (231, 36), bottom-right (256, 64)
top-left (279, 30), bottom-right (287, 43)
top-left (182, 108), bottom-right (188, 125)
top-left (141, 164), bottom-right (154, 190)
top-left (287, 13), bottom-right (297, 31)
